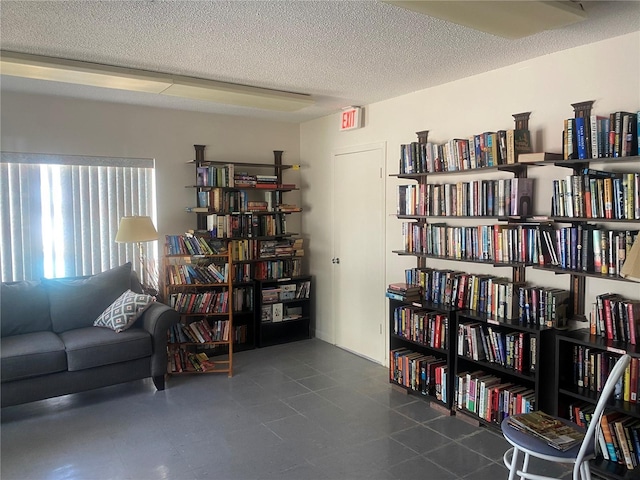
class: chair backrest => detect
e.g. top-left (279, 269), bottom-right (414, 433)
top-left (573, 354), bottom-right (631, 477)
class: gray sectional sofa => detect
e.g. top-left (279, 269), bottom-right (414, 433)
top-left (1, 263), bottom-right (179, 408)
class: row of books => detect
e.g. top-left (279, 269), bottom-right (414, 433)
top-left (389, 348), bottom-right (448, 402)
top-left (167, 290), bottom-right (229, 314)
top-left (169, 319), bottom-right (230, 344)
top-left (399, 128), bottom-right (532, 174)
top-left (168, 285), bottom-right (281, 314)
top-left (571, 347), bottom-right (639, 402)
top-left (551, 172), bottom-right (639, 220)
top-left (539, 225), bottom-right (637, 278)
top-left (572, 402), bottom-right (640, 470)
top-left (234, 324), bottom-right (248, 345)
top-left (164, 261), bottom-right (229, 285)
top-left (206, 212), bottom-right (288, 238)
top-left (403, 267), bottom-right (569, 327)
top-left (196, 164), bottom-right (234, 187)
top-left (195, 163), bottom-right (293, 190)
top-left (231, 238), bottom-right (304, 262)
top-left (254, 258), bottom-right (303, 281)
top-left (232, 286), bottom-right (253, 312)
top-left (233, 263), bottom-right (252, 283)
top-left (392, 305), bottom-right (448, 350)
top-left (591, 293), bottom-right (640, 343)
top-left (518, 286), bottom-right (569, 328)
top-left (402, 222), bottom-right (540, 265)
top-left (458, 323), bottom-right (534, 373)
top-left (397, 178), bottom-right (534, 217)
top-left (295, 280), bottom-right (311, 299)
top-left (231, 259), bottom-right (303, 283)
top-left (455, 370), bottom-right (535, 424)
top-left (563, 111), bottom-right (639, 160)
top-left (169, 351), bottom-right (217, 373)
top-left (165, 234), bottom-right (221, 256)
top-left (599, 410), bottom-right (640, 469)
top-left (196, 188), bottom-right (287, 212)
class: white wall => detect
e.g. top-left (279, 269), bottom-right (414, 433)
top-left (0, 94), bottom-right (301, 244)
top-left (301, 32), bottom-right (640, 347)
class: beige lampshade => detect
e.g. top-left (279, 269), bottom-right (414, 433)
top-left (115, 216), bottom-right (158, 243)
top-left (621, 234), bottom-right (640, 283)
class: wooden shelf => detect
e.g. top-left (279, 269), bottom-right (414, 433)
top-left (163, 238), bottom-right (234, 377)
top-left (533, 265), bottom-right (638, 283)
top-left (391, 163), bottom-right (527, 178)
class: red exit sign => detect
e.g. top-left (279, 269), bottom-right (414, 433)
top-left (340, 106), bottom-right (362, 131)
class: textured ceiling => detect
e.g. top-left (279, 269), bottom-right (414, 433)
top-left (1, 1), bottom-right (639, 123)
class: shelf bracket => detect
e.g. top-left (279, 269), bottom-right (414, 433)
top-left (512, 112), bottom-right (531, 131)
top-left (571, 100), bottom-right (594, 120)
top-left (416, 130), bottom-right (429, 144)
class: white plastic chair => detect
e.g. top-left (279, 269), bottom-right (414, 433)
top-left (502, 354), bottom-right (631, 480)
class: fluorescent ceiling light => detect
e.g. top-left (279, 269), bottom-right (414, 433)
top-left (0, 51), bottom-right (314, 111)
top-left (383, 1), bottom-right (587, 39)
top-left (163, 76), bottom-right (314, 112)
top-left (0, 51), bottom-right (172, 93)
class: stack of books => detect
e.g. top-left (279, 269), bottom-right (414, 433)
top-left (386, 283), bottom-right (421, 302)
top-left (255, 175), bottom-right (278, 188)
top-left (508, 410), bottom-right (584, 451)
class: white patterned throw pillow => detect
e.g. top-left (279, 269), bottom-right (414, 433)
top-left (94, 289), bottom-right (154, 332)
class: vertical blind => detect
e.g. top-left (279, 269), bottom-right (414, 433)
top-left (1, 152), bottom-right (156, 282)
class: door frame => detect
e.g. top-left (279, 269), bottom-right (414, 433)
top-left (331, 142), bottom-right (387, 364)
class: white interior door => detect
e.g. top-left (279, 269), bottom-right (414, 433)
top-left (332, 143), bottom-right (386, 364)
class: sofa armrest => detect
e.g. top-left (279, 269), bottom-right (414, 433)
top-left (137, 302), bottom-right (179, 384)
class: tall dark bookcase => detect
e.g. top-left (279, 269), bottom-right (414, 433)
top-left (390, 101), bottom-right (640, 480)
top-left (390, 114), bottom-right (557, 419)
top-left (532, 101), bottom-right (640, 480)
top-left (184, 145), bottom-right (311, 350)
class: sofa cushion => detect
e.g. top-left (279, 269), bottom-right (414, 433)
top-left (59, 326), bottom-right (152, 371)
top-left (94, 289), bottom-right (154, 332)
top-left (43, 263), bottom-right (132, 333)
top-left (1, 331), bottom-right (67, 382)
top-left (1, 281), bottom-right (52, 337)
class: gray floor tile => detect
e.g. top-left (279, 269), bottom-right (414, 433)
top-left (390, 455), bottom-right (458, 480)
top-left (458, 428), bottom-right (512, 461)
top-left (295, 373), bottom-right (339, 391)
top-left (391, 424), bottom-right (454, 454)
top-left (394, 399), bottom-right (445, 423)
top-left (259, 379), bottom-right (312, 399)
top-left (265, 414), bottom-right (344, 460)
top-left (426, 443), bottom-right (494, 478)
top-left (315, 384), bottom-right (376, 410)
top-left (464, 461), bottom-right (511, 479)
top-left (275, 363), bottom-right (321, 380)
top-left (427, 414), bottom-right (483, 440)
top-left (244, 398), bottom-right (300, 423)
top-left (282, 390), bottom-right (336, 413)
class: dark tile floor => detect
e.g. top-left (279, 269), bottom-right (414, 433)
top-left (1, 339), bottom-right (572, 479)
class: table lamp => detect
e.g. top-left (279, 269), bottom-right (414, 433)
top-left (115, 216), bottom-right (159, 289)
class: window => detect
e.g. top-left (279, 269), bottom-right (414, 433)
top-left (1, 152), bottom-right (156, 282)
